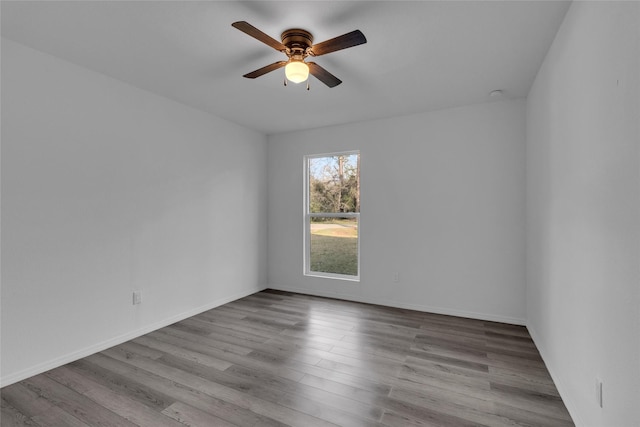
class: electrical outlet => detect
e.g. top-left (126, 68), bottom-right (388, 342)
top-left (132, 291), bottom-right (142, 305)
top-left (596, 378), bottom-right (603, 408)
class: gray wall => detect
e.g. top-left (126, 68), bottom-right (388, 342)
top-left (267, 99), bottom-right (527, 325)
top-left (1, 39), bottom-right (268, 385)
top-left (526, 2), bottom-right (640, 425)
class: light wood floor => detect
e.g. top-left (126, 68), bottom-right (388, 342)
top-left (1, 290), bottom-right (574, 426)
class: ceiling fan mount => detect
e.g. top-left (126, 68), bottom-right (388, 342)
top-left (280, 29), bottom-right (313, 63)
top-left (232, 21), bottom-right (367, 88)
top-left (281, 28), bottom-right (313, 54)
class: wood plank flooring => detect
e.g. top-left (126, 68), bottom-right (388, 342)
top-left (1, 290), bottom-right (574, 426)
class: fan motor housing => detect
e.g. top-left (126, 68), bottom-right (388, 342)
top-left (281, 29), bottom-right (313, 51)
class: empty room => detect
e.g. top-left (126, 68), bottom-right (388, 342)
top-left (1, 1), bottom-right (638, 426)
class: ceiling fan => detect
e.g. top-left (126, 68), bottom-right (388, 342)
top-left (231, 21), bottom-right (367, 88)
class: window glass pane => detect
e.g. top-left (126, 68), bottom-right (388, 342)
top-left (308, 154), bottom-right (360, 213)
top-left (309, 217), bottom-right (358, 276)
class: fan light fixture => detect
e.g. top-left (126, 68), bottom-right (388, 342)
top-left (285, 61), bottom-right (309, 83)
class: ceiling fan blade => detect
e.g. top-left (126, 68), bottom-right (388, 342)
top-left (307, 62), bottom-right (342, 88)
top-left (309, 30), bottom-right (366, 56)
top-left (243, 61), bottom-right (288, 79)
top-left (232, 21), bottom-right (287, 52)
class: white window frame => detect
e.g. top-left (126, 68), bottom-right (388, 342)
top-left (303, 151), bottom-right (360, 281)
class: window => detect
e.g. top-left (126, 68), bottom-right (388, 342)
top-left (304, 152), bottom-right (360, 280)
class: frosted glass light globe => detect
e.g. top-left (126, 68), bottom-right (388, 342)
top-left (285, 61), bottom-right (309, 84)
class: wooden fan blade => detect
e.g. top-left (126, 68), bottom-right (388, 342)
top-left (307, 62), bottom-right (342, 88)
top-left (232, 21), bottom-right (287, 52)
top-left (309, 30), bottom-right (366, 56)
top-left (243, 61), bottom-right (288, 79)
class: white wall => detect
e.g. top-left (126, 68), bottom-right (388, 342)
top-left (526, 2), bottom-right (640, 426)
top-left (1, 39), bottom-right (267, 386)
top-left (267, 99), bottom-right (526, 324)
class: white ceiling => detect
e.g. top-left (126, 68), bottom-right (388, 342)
top-left (1, 1), bottom-right (570, 135)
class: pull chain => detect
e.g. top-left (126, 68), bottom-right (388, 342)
top-left (283, 77), bottom-right (287, 87)
top-left (306, 80), bottom-right (310, 91)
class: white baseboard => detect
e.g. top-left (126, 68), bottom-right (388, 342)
top-left (526, 323), bottom-right (583, 427)
top-left (0, 286), bottom-right (264, 387)
top-left (268, 285), bottom-right (526, 326)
